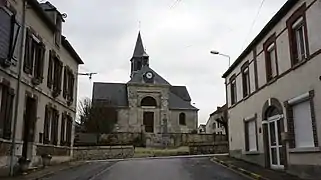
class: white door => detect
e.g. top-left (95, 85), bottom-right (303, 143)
top-left (267, 115), bottom-right (284, 169)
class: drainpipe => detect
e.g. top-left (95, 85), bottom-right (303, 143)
top-left (9, 0), bottom-right (26, 176)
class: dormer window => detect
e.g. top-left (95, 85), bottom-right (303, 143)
top-left (54, 15), bottom-right (62, 46)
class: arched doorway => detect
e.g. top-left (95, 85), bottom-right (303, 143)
top-left (263, 104), bottom-right (285, 169)
top-left (141, 96), bottom-right (157, 133)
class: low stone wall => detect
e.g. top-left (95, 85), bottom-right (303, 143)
top-left (189, 142), bottom-right (229, 155)
top-left (75, 133), bottom-right (227, 147)
top-left (73, 146), bottom-right (134, 161)
top-left (36, 144), bottom-right (71, 156)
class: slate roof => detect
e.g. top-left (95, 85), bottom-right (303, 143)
top-left (170, 86), bottom-right (191, 102)
top-left (128, 65), bottom-right (171, 85)
top-left (92, 83), bottom-right (128, 107)
top-left (133, 32), bottom-right (148, 58)
top-left (168, 92), bottom-right (198, 110)
top-left (92, 81), bottom-right (197, 110)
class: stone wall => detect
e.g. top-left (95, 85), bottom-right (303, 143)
top-left (73, 146), bottom-right (134, 161)
top-left (36, 145), bottom-right (71, 156)
top-left (76, 133), bottom-right (227, 148)
top-left (189, 142), bottom-right (229, 155)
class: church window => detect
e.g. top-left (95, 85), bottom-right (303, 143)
top-left (141, 96), bottom-right (157, 107)
top-left (179, 113), bottom-right (186, 125)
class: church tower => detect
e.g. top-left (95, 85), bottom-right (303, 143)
top-left (131, 32), bottom-right (149, 77)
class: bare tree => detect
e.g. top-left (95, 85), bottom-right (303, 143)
top-left (77, 98), bottom-right (117, 134)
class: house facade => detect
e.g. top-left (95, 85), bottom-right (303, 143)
top-left (92, 32), bottom-right (198, 146)
top-left (198, 124), bottom-right (206, 134)
top-left (0, 0), bottom-right (83, 173)
top-left (223, 0), bottom-right (321, 178)
top-left (205, 105), bottom-right (227, 135)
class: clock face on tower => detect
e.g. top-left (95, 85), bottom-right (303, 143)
top-left (144, 71), bottom-right (154, 83)
top-left (146, 72), bottom-right (153, 79)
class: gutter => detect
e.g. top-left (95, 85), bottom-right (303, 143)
top-left (9, 0), bottom-right (26, 176)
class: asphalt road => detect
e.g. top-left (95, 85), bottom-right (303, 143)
top-left (43, 157), bottom-right (251, 180)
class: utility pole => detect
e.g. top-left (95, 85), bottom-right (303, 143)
top-left (10, 0), bottom-right (26, 176)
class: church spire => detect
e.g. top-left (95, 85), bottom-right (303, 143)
top-left (133, 31), bottom-right (148, 58)
top-left (131, 32), bottom-right (149, 76)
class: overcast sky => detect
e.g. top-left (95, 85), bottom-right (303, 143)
top-left (49, 0), bottom-right (287, 125)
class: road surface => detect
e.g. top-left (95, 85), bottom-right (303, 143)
top-left (43, 157), bottom-right (251, 180)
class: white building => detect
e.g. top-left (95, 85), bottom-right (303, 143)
top-left (0, 0), bottom-right (83, 174)
top-left (223, 0), bottom-right (321, 179)
top-left (205, 105), bottom-right (227, 135)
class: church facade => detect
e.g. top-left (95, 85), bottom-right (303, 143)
top-left (92, 32), bottom-right (198, 135)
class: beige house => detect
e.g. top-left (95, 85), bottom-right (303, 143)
top-left (205, 105), bottom-right (227, 135)
top-left (0, 0), bottom-right (83, 173)
top-left (223, 0), bottom-right (321, 178)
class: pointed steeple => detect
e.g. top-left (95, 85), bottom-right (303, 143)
top-left (133, 31), bottom-right (148, 57)
top-left (130, 32), bottom-right (149, 76)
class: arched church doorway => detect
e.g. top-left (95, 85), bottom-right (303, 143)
top-left (141, 96), bottom-right (156, 133)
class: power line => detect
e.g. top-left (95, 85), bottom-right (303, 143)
top-left (169, 0), bottom-right (182, 9)
top-left (241, 0), bottom-right (266, 50)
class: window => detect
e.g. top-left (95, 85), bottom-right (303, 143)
top-left (287, 4), bottom-right (308, 66)
top-left (293, 101), bottom-right (314, 148)
top-left (264, 34), bottom-right (278, 82)
top-left (141, 96), bottom-right (157, 107)
top-left (286, 91), bottom-right (318, 148)
top-left (43, 105), bottom-right (51, 144)
top-left (60, 112), bottom-right (66, 145)
top-left (47, 50), bottom-right (63, 97)
top-left (44, 105), bottom-right (59, 145)
top-left (66, 115), bottom-right (73, 146)
top-left (0, 82), bottom-right (14, 139)
top-left (23, 28), bottom-right (46, 84)
top-left (292, 18), bottom-right (307, 63)
top-left (245, 120), bottom-right (257, 152)
top-left (60, 113), bottom-right (72, 146)
top-left (63, 66), bottom-right (75, 105)
top-left (50, 109), bottom-right (59, 145)
top-left (212, 122), bottom-right (216, 129)
top-left (241, 62), bottom-right (250, 97)
top-left (230, 75), bottom-right (237, 105)
top-left (179, 113), bottom-right (186, 125)
top-left (0, 7), bottom-right (20, 68)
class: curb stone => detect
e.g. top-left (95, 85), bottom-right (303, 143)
top-left (32, 162), bottom-right (89, 180)
top-left (210, 157), bottom-right (269, 180)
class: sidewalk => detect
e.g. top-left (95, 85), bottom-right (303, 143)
top-left (2, 161), bottom-right (87, 180)
top-left (211, 155), bottom-right (304, 180)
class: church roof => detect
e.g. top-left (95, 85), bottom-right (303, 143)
top-left (133, 32), bottom-right (148, 58)
top-left (128, 65), bottom-right (171, 85)
top-left (168, 92), bottom-right (198, 110)
top-left (92, 82), bottom-right (128, 107)
top-left (170, 86), bottom-right (191, 102)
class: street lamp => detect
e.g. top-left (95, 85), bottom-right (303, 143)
top-left (210, 50), bottom-right (231, 67)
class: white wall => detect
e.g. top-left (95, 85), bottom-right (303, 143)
top-left (226, 0), bottom-right (321, 167)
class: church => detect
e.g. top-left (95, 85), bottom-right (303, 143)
top-left (92, 32), bottom-right (198, 135)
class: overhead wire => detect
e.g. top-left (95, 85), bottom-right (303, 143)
top-left (241, 0), bottom-right (266, 50)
